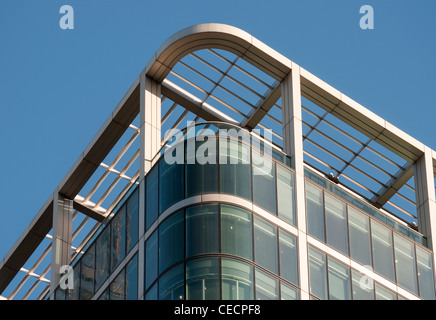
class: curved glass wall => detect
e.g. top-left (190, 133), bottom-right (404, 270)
top-left (143, 203), bottom-right (300, 300)
top-left (53, 122), bottom-right (434, 301)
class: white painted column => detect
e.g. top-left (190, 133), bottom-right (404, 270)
top-left (138, 72), bottom-right (161, 299)
top-left (414, 147), bottom-right (436, 281)
top-left (281, 64), bottom-right (310, 299)
top-left (50, 191), bottom-right (73, 299)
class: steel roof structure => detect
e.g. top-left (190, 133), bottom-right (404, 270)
top-left (1, 23), bottom-right (435, 300)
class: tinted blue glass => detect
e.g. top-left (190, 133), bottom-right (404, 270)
top-left (186, 204), bottom-right (219, 257)
top-left (159, 156), bottom-right (184, 214)
top-left (146, 165), bottom-right (159, 230)
top-left (145, 231), bottom-right (158, 290)
top-left (159, 264), bottom-right (185, 300)
top-left (159, 211), bottom-right (184, 273)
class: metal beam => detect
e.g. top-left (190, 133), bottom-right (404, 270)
top-left (161, 78), bottom-right (238, 125)
top-left (73, 196), bottom-right (107, 223)
top-left (371, 163), bottom-right (414, 207)
top-left (241, 81), bottom-right (281, 130)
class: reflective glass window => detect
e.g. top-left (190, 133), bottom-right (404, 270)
top-left (325, 194), bottom-right (348, 255)
top-left (351, 270), bottom-right (374, 300)
top-left (159, 156), bottom-right (184, 214)
top-left (145, 231), bottom-right (158, 290)
top-left (328, 257), bottom-right (351, 300)
top-left (279, 230), bottom-right (298, 286)
top-left (186, 204), bottom-right (219, 258)
top-left (416, 246), bottom-right (436, 300)
top-left (98, 288), bottom-right (109, 300)
top-left (371, 221), bottom-right (395, 282)
top-left (146, 165), bottom-right (159, 230)
top-left (186, 138), bottom-right (218, 197)
top-left (348, 207), bottom-right (372, 266)
top-left (252, 150), bottom-right (276, 214)
top-left (95, 226), bottom-right (110, 290)
top-left (375, 283), bottom-right (397, 300)
top-left (159, 211), bottom-right (184, 273)
top-left (66, 263), bottom-right (81, 300)
top-left (159, 264), bottom-right (185, 300)
top-left (126, 188), bottom-right (139, 252)
top-left (186, 258), bottom-right (220, 300)
top-left (308, 246), bottom-right (327, 300)
top-left (219, 138), bottom-right (251, 200)
top-left (255, 269), bottom-right (279, 300)
top-left (221, 258), bottom-right (254, 300)
top-left (221, 204), bottom-right (252, 260)
top-left (145, 283), bottom-right (157, 300)
top-left (306, 182), bottom-right (325, 242)
top-left (276, 164), bottom-right (295, 225)
top-left (80, 243), bottom-right (95, 300)
top-left (280, 282), bottom-right (299, 300)
top-left (126, 255), bottom-right (138, 300)
top-left (111, 206), bottom-right (126, 271)
top-left (254, 216), bottom-right (278, 274)
top-left (110, 269), bottom-right (125, 300)
top-left (394, 234), bottom-right (418, 295)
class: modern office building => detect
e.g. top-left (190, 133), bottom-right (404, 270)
top-left (1, 23), bottom-right (436, 301)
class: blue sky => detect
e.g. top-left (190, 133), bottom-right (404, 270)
top-left (0, 0), bottom-right (435, 265)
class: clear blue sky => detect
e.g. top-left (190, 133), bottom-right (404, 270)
top-left (0, 0), bottom-right (435, 262)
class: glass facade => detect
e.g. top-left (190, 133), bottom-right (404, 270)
top-left (143, 203), bottom-right (299, 300)
top-left (304, 178), bottom-right (434, 300)
top-left (54, 123), bottom-right (435, 301)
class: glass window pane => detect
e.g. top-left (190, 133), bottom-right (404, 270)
top-left (279, 230), bottom-right (298, 286)
top-left (95, 226), bottom-right (110, 290)
top-left (371, 221), bottom-right (395, 282)
top-left (255, 269), bottom-right (279, 300)
top-left (186, 138), bottom-right (218, 197)
top-left (306, 182), bottom-right (325, 242)
top-left (66, 263), bottom-right (81, 300)
top-left (145, 231), bottom-right (158, 290)
top-left (146, 165), bottom-right (159, 230)
top-left (221, 258), bottom-right (254, 300)
top-left (254, 216), bottom-right (278, 274)
top-left (394, 234), bottom-right (418, 295)
top-left (98, 288), bottom-right (109, 300)
top-left (145, 283), bottom-right (157, 300)
top-left (111, 206), bottom-right (126, 271)
top-left (126, 254), bottom-right (138, 300)
top-left (280, 282), bottom-right (299, 300)
top-left (308, 246), bottom-right (327, 300)
top-left (80, 243), bottom-right (95, 300)
top-left (126, 188), bottom-right (139, 252)
top-left (220, 204), bottom-right (253, 260)
top-left (351, 270), bottom-right (374, 300)
top-left (375, 283), bottom-right (397, 300)
top-left (219, 138), bottom-right (251, 200)
top-left (159, 157), bottom-right (184, 214)
top-left (277, 165), bottom-right (296, 225)
top-left (159, 211), bottom-right (184, 273)
top-left (348, 207), bottom-right (372, 266)
top-left (186, 204), bottom-right (219, 258)
top-left (252, 150), bottom-right (276, 214)
top-left (110, 269), bottom-right (125, 300)
top-left (325, 194), bottom-right (348, 255)
top-left (328, 257), bottom-right (351, 300)
top-left (55, 287), bottom-right (65, 300)
top-left (186, 258), bottom-right (220, 300)
top-left (159, 264), bottom-right (185, 300)
top-left (416, 246), bottom-right (436, 300)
